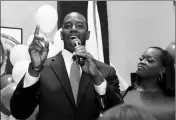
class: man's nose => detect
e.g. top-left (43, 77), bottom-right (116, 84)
top-left (71, 25), bottom-right (76, 31)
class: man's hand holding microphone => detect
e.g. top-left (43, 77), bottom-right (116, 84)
top-left (71, 37), bottom-right (105, 86)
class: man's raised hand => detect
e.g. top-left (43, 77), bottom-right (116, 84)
top-left (28, 25), bottom-right (49, 69)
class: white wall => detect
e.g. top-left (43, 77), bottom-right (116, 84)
top-left (1, 1), bottom-right (58, 45)
top-left (107, 1), bottom-right (175, 86)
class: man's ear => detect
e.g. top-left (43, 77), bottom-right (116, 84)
top-left (86, 31), bottom-right (90, 40)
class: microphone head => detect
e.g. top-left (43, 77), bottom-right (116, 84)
top-left (70, 36), bottom-right (81, 47)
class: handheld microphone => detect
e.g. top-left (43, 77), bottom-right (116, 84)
top-left (70, 36), bottom-right (86, 66)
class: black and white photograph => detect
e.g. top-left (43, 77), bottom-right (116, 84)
top-left (1, 1), bottom-right (175, 120)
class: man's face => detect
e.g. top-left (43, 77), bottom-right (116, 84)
top-left (61, 12), bottom-right (90, 53)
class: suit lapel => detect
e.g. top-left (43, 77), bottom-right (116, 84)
top-left (50, 52), bottom-right (75, 105)
top-left (77, 71), bottom-right (92, 106)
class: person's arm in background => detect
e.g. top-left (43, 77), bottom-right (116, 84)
top-left (10, 26), bottom-right (49, 119)
top-left (10, 67), bottom-right (40, 119)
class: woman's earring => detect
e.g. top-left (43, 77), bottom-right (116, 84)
top-left (159, 73), bottom-right (163, 82)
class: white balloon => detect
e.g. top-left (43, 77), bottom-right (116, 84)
top-left (26, 33), bottom-right (47, 46)
top-left (10, 45), bottom-right (31, 66)
top-left (12, 60), bottom-right (30, 83)
top-left (53, 29), bottom-right (64, 55)
top-left (26, 34), bottom-right (34, 46)
top-left (36, 5), bottom-right (58, 34)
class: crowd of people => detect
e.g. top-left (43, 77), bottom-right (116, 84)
top-left (1, 11), bottom-right (175, 120)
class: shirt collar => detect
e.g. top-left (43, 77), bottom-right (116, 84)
top-left (62, 49), bottom-right (73, 62)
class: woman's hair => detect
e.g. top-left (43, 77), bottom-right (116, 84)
top-left (132, 46), bottom-right (175, 96)
top-left (98, 104), bottom-right (156, 120)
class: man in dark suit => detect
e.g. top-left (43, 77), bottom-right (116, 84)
top-left (10, 12), bottom-right (123, 120)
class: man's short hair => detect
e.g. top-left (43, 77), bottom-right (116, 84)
top-left (62, 12), bottom-right (89, 30)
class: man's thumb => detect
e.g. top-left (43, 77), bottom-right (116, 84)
top-left (44, 41), bottom-right (49, 52)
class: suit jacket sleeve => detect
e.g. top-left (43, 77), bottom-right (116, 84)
top-left (10, 74), bottom-right (39, 119)
top-left (96, 67), bottom-right (124, 112)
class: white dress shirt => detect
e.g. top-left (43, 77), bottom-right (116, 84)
top-left (23, 49), bottom-right (107, 95)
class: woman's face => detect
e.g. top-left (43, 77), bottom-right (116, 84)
top-left (137, 48), bottom-right (164, 78)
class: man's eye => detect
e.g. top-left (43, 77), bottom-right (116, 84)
top-left (64, 24), bottom-right (71, 28)
top-left (77, 24), bottom-right (83, 28)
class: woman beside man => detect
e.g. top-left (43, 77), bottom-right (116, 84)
top-left (100, 46), bottom-right (175, 120)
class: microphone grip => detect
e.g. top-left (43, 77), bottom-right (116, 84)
top-left (73, 40), bottom-right (86, 66)
top-left (77, 55), bottom-right (86, 66)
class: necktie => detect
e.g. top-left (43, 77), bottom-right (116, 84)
top-left (70, 60), bottom-right (80, 104)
